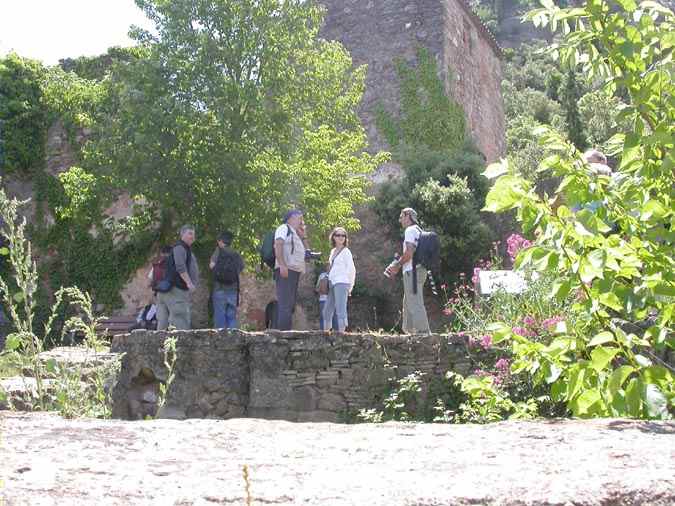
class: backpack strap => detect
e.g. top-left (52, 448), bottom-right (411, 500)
top-left (286, 224), bottom-right (295, 255)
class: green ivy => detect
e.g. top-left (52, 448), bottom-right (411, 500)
top-left (375, 47), bottom-right (466, 153)
top-left (0, 54), bottom-right (49, 175)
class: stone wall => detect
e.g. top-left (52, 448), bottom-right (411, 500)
top-left (111, 330), bottom-right (488, 423)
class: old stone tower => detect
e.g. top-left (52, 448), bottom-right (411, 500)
top-left (320, 0), bottom-right (505, 163)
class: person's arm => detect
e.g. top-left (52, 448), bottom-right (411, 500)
top-left (174, 246), bottom-right (195, 290)
top-left (347, 250), bottom-right (356, 294)
top-left (388, 243), bottom-right (415, 275)
top-left (274, 238), bottom-right (288, 278)
top-left (209, 249), bottom-right (219, 270)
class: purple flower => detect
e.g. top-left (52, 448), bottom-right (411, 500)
top-left (495, 358), bottom-right (510, 372)
top-left (523, 315), bottom-right (537, 327)
top-left (542, 316), bottom-right (564, 329)
top-left (480, 334), bottom-right (492, 349)
top-left (506, 233), bottom-right (533, 263)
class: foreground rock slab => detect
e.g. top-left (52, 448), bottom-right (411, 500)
top-left (1, 413), bottom-right (674, 506)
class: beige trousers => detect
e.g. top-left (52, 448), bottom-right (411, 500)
top-left (402, 268), bottom-right (430, 334)
top-left (157, 287), bottom-right (191, 330)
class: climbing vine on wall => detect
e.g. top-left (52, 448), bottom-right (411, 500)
top-left (375, 47), bottom-right (467, 153)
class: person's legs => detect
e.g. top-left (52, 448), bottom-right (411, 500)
top-left (224, 288), bottom-right (238, 329)
top-left (156, 293), bottom-right (169, 331)
top-left (333, 283), bottom-right (350, 332)
top-left (323, 286), bottom-right (337, 331)
top-left (212, 290), bottom-right (226, 328)
top-left (402, 269), bottom-right (430, 333)
top-left (319, 300), bottom-right (326, 331)
top-left (275, 270), bottom-right (299, 330)
top-left (167, 288), bottom-right (191, 330)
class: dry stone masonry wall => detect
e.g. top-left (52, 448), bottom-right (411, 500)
top-left (111, 330), bottom-right (489, 422)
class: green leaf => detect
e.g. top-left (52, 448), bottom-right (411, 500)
top-left (641, 366), bottom-right (671, 388)
top-left (487, 322), bottom-right (512, 344)
top-left (544, 362), bottom-right (562, 384)
top-left (608, 365), bottom-right (635, 396)
top-left (589, 331), bottom-right (615, 347)
top-left (550, 279), bottom-right (572, 301)
top-left (482, 175), bottom-right (530, 213)
top-left (571, 388), bottom-right (603, 417)
top-left (598, 292), bottom-right (623, 311)
top-left (590, 346), bottom-right (620, 372)
top-left (643, 383), bottom-right (669, 419)
top-left (625, 377), bottom-right (643, 417)
top-left (579, 251), bottom-right (605, 283)
top-left (0, 247), bottom-right (9, 256)
top-left (483, 160), bottom-right (509, 179)
top-left (567, 365), bottom-right (587, 400)
top-left (635, 354), bottom-right (653, 367)
top-left (4, 334), bottom-right (22, 351)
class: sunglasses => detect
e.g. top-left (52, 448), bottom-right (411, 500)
top-left (334, 234), bottom-right (347, 238)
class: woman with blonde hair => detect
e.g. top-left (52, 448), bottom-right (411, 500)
top-left (323, 227), bottom-right (356, 334)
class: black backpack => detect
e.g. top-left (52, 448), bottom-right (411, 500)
top-left (214, 249), bottom-right (240, 285)
top-left (412, 227), bottom-right (441, 294)
top-left (260, 225), bottom-right (293, 269)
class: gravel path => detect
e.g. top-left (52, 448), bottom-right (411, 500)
top-left (1, 412), bottom-right (674, 505)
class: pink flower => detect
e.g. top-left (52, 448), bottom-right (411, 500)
top-left (506, 233), bottom-right (533, 263)
top-left (473, 368), bottom-right (489, 377)
top-left (542, 316), bottom-right (564, 329)
top-left (512, 326), bottom-right (536, 338)
top-left (440, 284), bottom-right (448, 290)
top-left (443, 307), bottom-right (453, 316)
top-left (468, 335), bottom-right (480, 348)
top-left (480, 334), bottom-right (492, 349)
top-left (523, 315), bottom-right (537, 327)
top-left (495, 358), bottom-right (510, 372)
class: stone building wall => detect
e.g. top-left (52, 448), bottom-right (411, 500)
top-left (111, 330), bottom-right (489, 423)
top-left (320, 0), bottom-right (505, 163)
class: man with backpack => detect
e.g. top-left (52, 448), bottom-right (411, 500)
top-left (384, 208), bottom-right (431, 334)
top-left (209, 231), bottom-right (244, 329)
top-left (272, 209), bottom-right (307, 330)
top-left (155, 225), bottom-right (199, 330)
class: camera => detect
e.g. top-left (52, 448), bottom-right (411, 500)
top-left (305, 250), bottom-right (322, 261)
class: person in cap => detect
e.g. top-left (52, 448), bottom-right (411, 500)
top-left (384, 208), bottom-right (430, 334)
top-left (273, 209), bottom-right (308, 330)
top-left (209, 231), bottom-right (245, 329)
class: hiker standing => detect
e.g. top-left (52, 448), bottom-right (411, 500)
top-left (322, 227), bottom-right (355, 333)
top-left (273, 210), bottom-right (307, 330)
top-left (156, 225), bottom-right (199, 331)
top-left (384, 208), bottom-right (430, 334)
top-left (209, 231), bottom-right (244, 329)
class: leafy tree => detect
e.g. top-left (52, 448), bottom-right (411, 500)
top-left (560, 68), bottom-right (587, 150)
top-left (0, 54), bottom-right (49, 175)
top-left (482, 0), bottom-right (674, 419)
top-left (85, 0), bottom-right (387, 256)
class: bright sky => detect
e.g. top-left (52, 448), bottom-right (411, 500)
top-left (0, 0), bottom-right (153, 65)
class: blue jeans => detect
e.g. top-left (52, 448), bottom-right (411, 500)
top-left (319, 300), bottom-right (339, 331)
top-left (323, 283), bottom-right (349, 331)
top-left (213, 289), bottom-right (238, 329)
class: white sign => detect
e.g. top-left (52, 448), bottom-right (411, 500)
top-left (477, 270), bottom-right (531, 296)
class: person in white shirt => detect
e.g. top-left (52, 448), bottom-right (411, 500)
top-left (323, 227), bottom-right (356, 333)
top-left (273, 209), bottom-right (308, 330)
top-left (384, 208), bottom-right (430, 333)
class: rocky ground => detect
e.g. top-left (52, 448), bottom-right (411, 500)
top-left (1, 413), bottom-right (674, 505)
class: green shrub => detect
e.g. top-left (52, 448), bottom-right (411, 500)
top-left (480, 0), bottom-right (674, 419)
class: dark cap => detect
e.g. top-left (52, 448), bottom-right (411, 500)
top-left (218, 231), bottom-right (233, 245)
top-left (283, 209), bottom-right (303, 223)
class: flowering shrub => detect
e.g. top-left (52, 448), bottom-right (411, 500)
top-left (481, 1), bottom-right (674, 419)
top-left (506, 233), bottom-right (532, 264)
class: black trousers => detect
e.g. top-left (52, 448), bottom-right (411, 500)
top-left (274, 269), bottom-right (300, 330)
